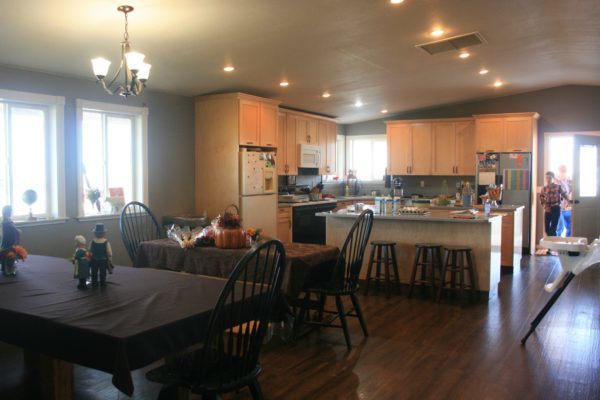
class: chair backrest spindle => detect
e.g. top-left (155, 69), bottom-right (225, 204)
top-left (119, 201), bottom-right (163, 264)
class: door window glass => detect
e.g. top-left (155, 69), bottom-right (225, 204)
top-left (579, 145), bottom-right (597, 197)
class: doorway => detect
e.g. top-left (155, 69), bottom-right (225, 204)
top-left (543, 132), bottom-right (600, 242)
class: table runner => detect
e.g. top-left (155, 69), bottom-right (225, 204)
top-left (0, 255), bottom-right (230, 396)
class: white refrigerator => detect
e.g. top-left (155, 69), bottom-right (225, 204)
top-left (239, 150), bottom-right (277, 237)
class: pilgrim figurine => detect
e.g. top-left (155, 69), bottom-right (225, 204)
top-left (1, 205), bottom-right (21, 274)
top-left (73, 235), bottom-right (91, 290)
top-left (89, 223), bottom-right (113, 288)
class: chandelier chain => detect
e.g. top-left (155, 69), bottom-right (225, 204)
top-left (123, 10), bottom-right (129, 42)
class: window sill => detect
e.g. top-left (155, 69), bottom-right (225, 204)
top-left (76, 214), bottom-right (120, 222)
top-left (15, 218), bottom-right (69, 228)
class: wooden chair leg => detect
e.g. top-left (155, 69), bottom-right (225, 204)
top-left (248, 378), bottom-right (265, 400)
top-left (408, 247), bottom-right (421, 298)
top-left (364, 244), bottom-right (375, 295)
top-left (437, 250), bottom-right (450, 303)
top-left (350, 292), bottom-right (368, 337)
top-left (335, 295), bottom-right (352, 349)
top-left (384, 245), bottom-right (391, 299)
top-left (317, 293), bottom-right (326, 321)
top-left (294, 292), bottom-right (310, 337)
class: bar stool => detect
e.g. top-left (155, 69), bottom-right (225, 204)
top-left (408, 243), bottom-right (442, 300)
top-left (436, 246), bottom-right (476, 305)
top-left (364, 241), bottom-right (401, 298)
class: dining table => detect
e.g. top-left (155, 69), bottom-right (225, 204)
top-left (0, 255), bottom-right (243, 399)
top-left (134, 239), bottom-right (340, 300)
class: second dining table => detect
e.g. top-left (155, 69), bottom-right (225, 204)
top-left (135, 239), bottom-right (340, 300)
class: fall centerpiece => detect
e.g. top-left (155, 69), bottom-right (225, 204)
top-left (1, 245), bottom-right (28, 276)
top-left (213, 205), bottom-right (246, 249)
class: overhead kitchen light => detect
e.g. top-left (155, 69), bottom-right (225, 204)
top-left (479, 68), bottom-right (489, 75)
top-left (459, 52), bottom-right (470, 59)
top-left (223, 66), bottom-right (235, 72)
top-left (322, 92), bottom-right (331, 98)
top-left (431, 28), bottom-right (445, 37)
top-left (390, 0), bottom-right (405, 4)
top-left (279, 80), bottom-right (289, 87)
top-left (91, 5), bottom-right (151, 97)
top-left (493, 80), bottom-right (504, 87)
top-left (381, 109), bottom-right (388, 114)
top-left (355, 100), bottom-right (364, 107)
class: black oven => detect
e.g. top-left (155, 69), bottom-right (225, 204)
top-left (292, 202), bottom-right (337, 244)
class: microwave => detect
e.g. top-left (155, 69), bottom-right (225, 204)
top-left (298, 144), bottom-right (321, 168)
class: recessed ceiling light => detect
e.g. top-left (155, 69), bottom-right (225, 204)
top-left (381, 109), bottom-right (388, 114)
top-left (459, 52), bottom-right (470, 59)
top-left (223, 66), bottom-right (235, 72)
top-left (355, 100), bottom-right (363, 107)
top-left (322, 92), bottom-right (331, 98)
top-left (431, 29), bottom-right (445, 37)
top-left (479, 68), bottom-right (489, 75)
top-left (279, 81), bottom-right (289, 87)
top-left (493, 80), bottom-right (503, 88)
top-left (390, 0), bottom-right (405, 4)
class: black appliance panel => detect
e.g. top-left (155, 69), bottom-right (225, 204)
top-left (292, 203), bottom-right (337, 244)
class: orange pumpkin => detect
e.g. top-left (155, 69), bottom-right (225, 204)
top-left (215, 227), bottom-right (246, 249)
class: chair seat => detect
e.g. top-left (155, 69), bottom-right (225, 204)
top-left (146, 350), bottom-right (261, 394)
top-left (443, 246), bottom-right (472, 252)
top-left (415, 243), bottom-right (442, 248)
top-left (371, 240), bottom-right (396, 246)
top-left (303, 280), bottom-right (359, 295)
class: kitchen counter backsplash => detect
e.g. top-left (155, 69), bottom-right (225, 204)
top-left (321, 175), bottom-right (475, 197)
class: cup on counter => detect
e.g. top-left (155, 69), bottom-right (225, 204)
top-left (371, 191), bottom-right (377, 196)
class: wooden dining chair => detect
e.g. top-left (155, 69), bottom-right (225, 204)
top-left (146, 239), bottom-right (286, 400)
top-left (119, 201), bottom-right (163, 264)
top-left (296, 209), bottom-right (374, 349)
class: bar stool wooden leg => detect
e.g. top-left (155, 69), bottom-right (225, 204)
top-left (466, 249), bottom-right (476, 301)
top-left (375, 244), bottom-right (383, 293)
top-left (408, 247), bottom-right (422, 298)
top-left (437, 249), bottom-right (450, 303)
top-left (390, 245), bottom-right (401, 294)
top-left (384, 245), bottom-right (391, 299)
top-left (364, 244), bottom-right (375, 295)
top-left (458, 251), bottom-right (466, 306)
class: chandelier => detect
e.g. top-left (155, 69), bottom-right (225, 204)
top-left (91, 5), bottom-right (151, 97)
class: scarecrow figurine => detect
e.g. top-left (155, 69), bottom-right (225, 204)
top-left (89, 223), bottom-right (113, 288)
top-left (73, 235), bottom-right (91, 290)
top-left (1, 205), bottom-right (21, 275)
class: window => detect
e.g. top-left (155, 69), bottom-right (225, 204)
top-left (579, 144), bottom-right (597, 198)
top-left (76, 100), bottom-right (148, 217)
top-left (345, 135), bottom-right (387, 181)
top-left (0, 89), bottom-right (65, 220)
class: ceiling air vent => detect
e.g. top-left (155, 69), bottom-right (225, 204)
top-left (416, 32), bottom-right (486, 55)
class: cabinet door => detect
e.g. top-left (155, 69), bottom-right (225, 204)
top-left (277, 113), bottom-right (287, 175)
top-left (259, 103), bottom-right (278, 148)
top-left (286, 114), bottom-right (298, 175)
top-left (432, 122), bottom-right (456, 175)
top-left (306, 117), bottom-right (318, 145)
top-left (411, 123), bottom-right (432, 175)
top-left (277, 208), bottom-right (292, 242)
top-left (387, 124), bottom-right (411, 175)
top-left (475, 119), bottom-right (504, 152)
top-left (295, 116), bottom-right (309, 144)
top-left (326, 122), bottom-right (337, 176)
top-left (239, 100), bottom-right (260, 145)
top-left (456, 121), bottom-right (476, 175)
top-left (317, 120), bottom-right (328, 174)
top-left (504, 117), bottom-right (533, 152)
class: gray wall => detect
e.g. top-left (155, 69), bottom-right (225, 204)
top-left (0, 65), bottom-right (195, 265)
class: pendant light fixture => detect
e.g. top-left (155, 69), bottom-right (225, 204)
top-left (91, 5), bottom-right (151, 97)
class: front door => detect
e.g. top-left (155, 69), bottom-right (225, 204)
top-left (572, 135), bottom-right (600, 241)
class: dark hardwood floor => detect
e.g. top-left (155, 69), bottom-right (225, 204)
top-left (1, 255), bottom-right (599, 399)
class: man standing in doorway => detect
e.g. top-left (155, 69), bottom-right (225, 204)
top-left (556, 164), bottom-right (573, 237)
top-left (540, 171), bottom-right (568, 237)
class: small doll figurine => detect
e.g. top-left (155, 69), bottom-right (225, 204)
top-left (89, 223), bottom-right (113, 288)
top-left (73, 235), bottom-right (91, 290)
top-left (1, 205), bottom-right (21, 275)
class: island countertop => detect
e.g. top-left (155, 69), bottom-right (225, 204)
top-left (316, 209), bottom-right (503, 224)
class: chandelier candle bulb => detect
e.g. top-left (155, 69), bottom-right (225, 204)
top-left (91, 58), bottom-right (111, 79)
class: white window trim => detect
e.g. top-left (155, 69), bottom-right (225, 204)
top-left (0, 88), bottom-right (66, 220)
top-left (345, 134), bottom-right (387, 182)
top-left (75, 99), bottom-right (148, 217)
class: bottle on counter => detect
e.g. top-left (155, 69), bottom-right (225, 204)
top-left (484, 198), bottom-right (491, 216)
top-left (344, 184), bottom-right (350, 197)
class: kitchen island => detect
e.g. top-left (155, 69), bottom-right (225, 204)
top-left (317, 209), bottom-right (503, 299)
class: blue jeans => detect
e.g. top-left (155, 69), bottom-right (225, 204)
top-left (544, 206), bottom-right (561, 237)
top-left (559, 209), bottom-right (572, 237)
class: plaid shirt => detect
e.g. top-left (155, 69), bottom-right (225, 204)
top-left (541, 183), bottom-right (567, 213)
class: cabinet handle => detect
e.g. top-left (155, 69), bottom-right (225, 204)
top-left (485, 149), bottom-right (494, 153)
top-left (512, 149), bottom-right (522, 152)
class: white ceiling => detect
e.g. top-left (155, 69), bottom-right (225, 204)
top-left (1, 0), bottom-right (599, 123)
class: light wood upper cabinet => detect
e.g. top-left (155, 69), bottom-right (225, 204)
top-left (259, 103), bottom-right (278, 147)
top-left (239, 99), bottom-right (260, 146)
top-left (317, 120), bottom-right (328, 175)
top-left (282, 114), bottom-right (298, 175)
top-left (475, 113), bottom-right (539, 153)
top-left (387, 124), bottom-right (411, 175)
top-left (411, 124), bottom-right (432, 175)
top-left (326, 122), bottom-right (337, 176)
top-left (277, 113), bottom-right (287, 175)
top-left (432, 122), bottom-right (456, 175)
top-left (455, 121), bottom-right (476, 175)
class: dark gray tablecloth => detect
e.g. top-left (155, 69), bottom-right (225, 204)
top-left (0, 255), bottom-right (231, 396)
top-left (135, 239), bottom-right (340, 299)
